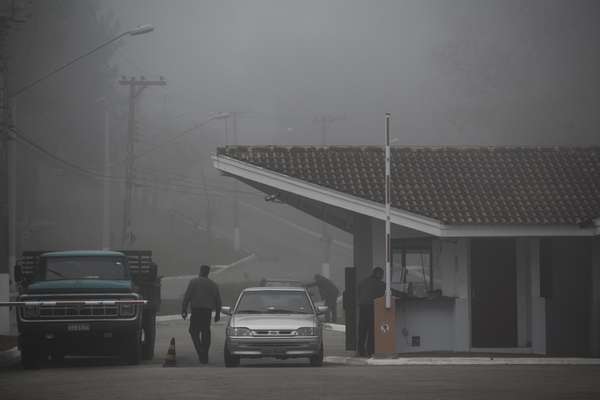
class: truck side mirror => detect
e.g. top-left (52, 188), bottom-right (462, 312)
top-left (221, 306), bottom-right (232, 315)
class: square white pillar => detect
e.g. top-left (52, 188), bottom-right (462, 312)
top-left (452, 238), bottom-right (470, 352)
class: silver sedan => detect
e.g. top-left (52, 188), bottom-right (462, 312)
top-left (222, 287), bottom-right (327, 367)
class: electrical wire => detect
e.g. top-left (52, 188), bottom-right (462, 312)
top-left (11, 126), bottom-right (263, 199)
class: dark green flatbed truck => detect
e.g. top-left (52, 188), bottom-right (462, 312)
top-left (12, 250), bottom-right (161, 369)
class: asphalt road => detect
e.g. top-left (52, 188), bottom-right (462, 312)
top-left (1, 319), bottom-right (600, 400)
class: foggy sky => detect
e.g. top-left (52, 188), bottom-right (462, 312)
top-left (106, 0), bottom-right (600, 147)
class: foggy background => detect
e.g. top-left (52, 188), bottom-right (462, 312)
top-left (4, 0), bottom-right (599, 290)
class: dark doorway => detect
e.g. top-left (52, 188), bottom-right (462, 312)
top-left (344, 267), bottom-right (356, 351)
top-left (471, 238), bottom-right (517, 348)
top-left (542, 238), bottom-right (592, 356)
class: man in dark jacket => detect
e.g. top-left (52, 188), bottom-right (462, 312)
top-left (181, 265), bottom-right (222, 364)
top-left (306, 274), bottom-right (340, 322)
top-left (357, 267), bottom-right (385, 357)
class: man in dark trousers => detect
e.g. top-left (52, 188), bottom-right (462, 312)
top-left (357, 267), bottom-right (385, 357)
top-left (306, 274), bottom-right (340, 322)
top-left (181, 265), bottom-right (222, 364)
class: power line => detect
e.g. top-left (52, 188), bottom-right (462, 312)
top-left (111, 122), bottom-right (204, 167)
top-left (12, 125), bottom-right (262, 199)
top-left (133, 165), bottom-right (261, 196)
top-left (12, 127), bottom-right (113, 180)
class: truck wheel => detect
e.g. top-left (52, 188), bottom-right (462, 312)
top-left (21, 343), bottom-right (41, 370)
top-left (142, 312), bottom-right (156, 360)
top-left (123, 331), bottom-right (142, 365)
top-left (309, 343), bottom-right (324, 367)
top-left (224, 344), bottom-right (240, 367)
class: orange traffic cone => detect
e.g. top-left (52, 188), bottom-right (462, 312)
top-left (163, 337), bottom-right (177, 367)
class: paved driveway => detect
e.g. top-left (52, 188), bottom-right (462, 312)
top-left (1, 318), bottom-right (600, 400)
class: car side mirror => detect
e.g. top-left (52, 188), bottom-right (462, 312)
top-left (316, 305), bottom-right (328, 315)
top-left (221, 306), bottom-right (232, 315)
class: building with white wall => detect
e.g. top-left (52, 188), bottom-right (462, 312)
top-left (213, 145), bottom-right (600, 356)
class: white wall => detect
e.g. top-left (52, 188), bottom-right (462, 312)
top-left (396, 298), bottom-right (455, 352)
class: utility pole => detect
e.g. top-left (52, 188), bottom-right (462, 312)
top-left (0, 56), bottom-right (10, 335)
top-left (102, 104), bottom-right (111, 250)
top-left (199, 165), bottom-right (213, 263)
top-left (118, 76), bottom-right (166, 248)
top-left (213, 111), bottom-right (242, 253)
top-left (314, 114), bottom-right (345, 279)
top-left (232, 112), bottom-right (240, 253)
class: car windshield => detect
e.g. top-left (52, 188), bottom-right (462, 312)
top-left (43, 256), bottom-right (128, 280)
top-left (236, 290), bottom-right (313, 314)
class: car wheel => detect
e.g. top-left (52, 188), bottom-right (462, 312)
top-left (224, 344), bottom-right (240, 368)
top-left (309, 343), bottom-right (324, 367)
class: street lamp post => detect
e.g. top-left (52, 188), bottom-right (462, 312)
top-left (0, 24), bottom-right (154, 334)
top-left (8, 25), bottom-right (154, 98)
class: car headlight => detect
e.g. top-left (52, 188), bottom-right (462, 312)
top-left (296, 327), bottom-right (317, 336)
top-left (227, 327), bottom-right (252, 336)
top-left (119, 303), bottom-right (136, 317)
top-left (23, 305), bottom-right (39, 318)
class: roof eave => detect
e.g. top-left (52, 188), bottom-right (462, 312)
top-left (212, 154), bottom-right (598, 238)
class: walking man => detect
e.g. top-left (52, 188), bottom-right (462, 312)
top-left (357, 267), bottom-right (385, 357)
top-left (181, 265), bottom-right (222, 364)
top-left (306, 274), bottom-right (340, 322)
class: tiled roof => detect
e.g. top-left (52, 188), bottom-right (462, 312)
top-left (217, 146), bottom-right (600, 225)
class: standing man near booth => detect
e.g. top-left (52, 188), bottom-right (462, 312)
top-left (306, 274), bottom-right (340, 322)
top-left (181, 265), bottom-right (222, 364)
top-left (357, 267), bottom-right (385, 357)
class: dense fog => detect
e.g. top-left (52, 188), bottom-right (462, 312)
top-left (2, 0), bottom-right (599, 290)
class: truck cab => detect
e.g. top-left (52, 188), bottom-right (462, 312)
top-left (14, 250), bottom-right (161, 369)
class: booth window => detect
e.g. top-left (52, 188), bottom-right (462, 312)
top-left (391, 239), bottom-right (433, 297)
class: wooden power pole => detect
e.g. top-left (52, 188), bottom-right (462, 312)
top-left (118, 76), bottom-right (166, 248)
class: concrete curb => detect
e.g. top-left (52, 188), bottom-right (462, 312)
top-left (0, 347), bottom-right (20, 367)
top-left (325, 356), bottom-right (368, 366)
top-left (323, 323), bottom-right (345, 333)
top-left (325, 356), bottom-right (600, 366)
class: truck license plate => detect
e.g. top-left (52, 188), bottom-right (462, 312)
top-left (67, 323), bottom-right (90, 332)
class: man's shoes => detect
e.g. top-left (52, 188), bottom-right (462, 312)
top-left (357, 350), bottom-right (368, 358)
top-left (199, 353), bottom-right (209, 364)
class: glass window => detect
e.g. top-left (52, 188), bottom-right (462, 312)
top-left (44, 256), bottom-right (128, 280)
top-left (391, 240), bottom-right (433, 298)
top-left (236, 290), bottom-right (313, 314)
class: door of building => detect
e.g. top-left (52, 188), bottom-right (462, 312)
top-left (542, 237), bottom-right (592, 356)
top-left (344, 267), bottom-right (356, 350)
top-left (471, 238), bottom-right (517, 348)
